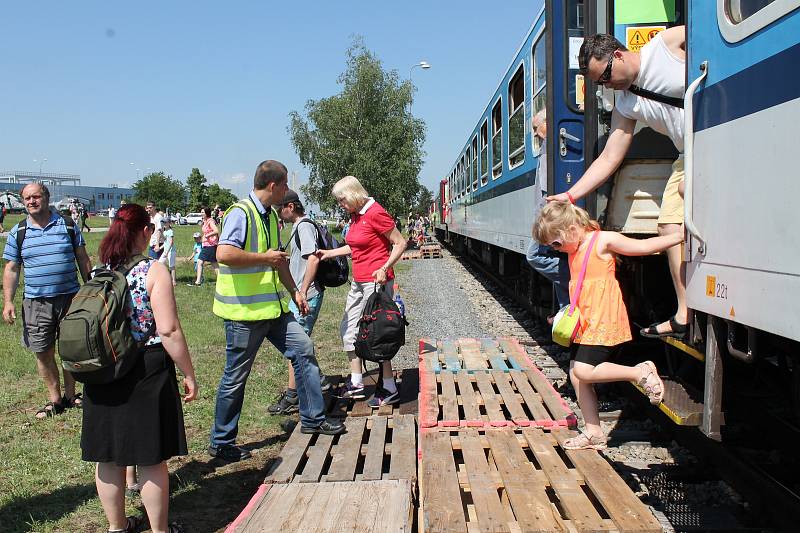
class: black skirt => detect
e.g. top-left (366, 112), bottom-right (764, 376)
top-left (81, 344), bottom-right (188, 466)
top-left (198, 245), bottom-right (217, 262)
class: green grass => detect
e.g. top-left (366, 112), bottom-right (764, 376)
top-left (0, 219), bottom-right (357, 532)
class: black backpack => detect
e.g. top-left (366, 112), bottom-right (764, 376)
top-left (354, 285), bottom-right (408, 362)
top-left (58, 255), bottom-right (152, 384)
top-left (16, 214), bottom-right (78, 257)
top-left (291, 219), bottom-right (349, 288)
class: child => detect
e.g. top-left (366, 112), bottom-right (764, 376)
top-left (188, 232), bottom-right (203, 283)
top-left (158, 219), bottom-right (177, 286)
top-left (533, 202), bottom-right (682, 450)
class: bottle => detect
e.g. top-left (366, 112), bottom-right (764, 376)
top-left (393, 284), bottom-right (406, 318)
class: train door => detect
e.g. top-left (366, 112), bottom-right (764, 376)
top-left (686, 2), bottom-right (800, 342)
top-left (545, 0), bottom-right (585, 203)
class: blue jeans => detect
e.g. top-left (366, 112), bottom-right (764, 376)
top-left (526, 242), bottom-right (570, 308)
top-left (288, 292), bottom-right (324, 336)
top-left (210, 312), bottom-right (325, 446)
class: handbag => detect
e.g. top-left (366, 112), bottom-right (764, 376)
top-left (552, 231), bottom-right (599, 347)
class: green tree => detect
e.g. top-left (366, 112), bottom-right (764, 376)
top-left (288, 37), bottom-right (426, 217)
top-left (413, 185), bottom-right (434, 215)
top-left (186, 168), bottom-right (208, 210)
top-left (132, 172), bottom-right (187, 211)
top-left (206, 183), bottom-right (239, 210)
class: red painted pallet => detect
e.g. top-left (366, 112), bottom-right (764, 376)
top-left (419, 338), bottom-right (576, 429)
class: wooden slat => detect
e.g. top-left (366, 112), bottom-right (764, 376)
top-left (460, 338), bottom-right (488, 370)
top-left (421, 431), bottom-right (468, 532)
top-left (481, 338), bottom-right (509, 372)
top-left (442, 339), bottom-right (462, 372)
top-left (523, 429), bottom-right (610, 532)
top-left (509, 370), bottom-right (552, 421)
top-left (398, 367), bottom-right (419, 415)
top-left (456, 372), bottom-right (482, 422)
top-left (275, 481), bottom-right (327, 531)
top-left (421, 338), bottom-right (441, 373)
top-left (420, 358), bottom-right (440, 427)
top-left (460, 430), bottom-right (511, 532)
top-left (264, 427), bottom-right (313, 483)
top-left (524, 367), bottom-right (570, 420)
top-left (315, 479), bottom-right (364, 533)
top-left (485, 430), bottom-right (566, 533)
top-left (350, 396), bottom-right (373, 417)
top-left (474, 371), bottom-right (506, 424)
top-left (296, 433), bottom-right (334, 483)
top-left (245, 483), bottom-right (303, 531)
top-left (440, 371), bottom-right (460, 423)
top-left (326, 417), bottom-right (367, 482)
top-left (367, 479), bottom-right (414, 533)
top-left (388, 414), bottom-right (417, 481)
top-left (362, 416), bottom-right (387, 481)
top-left (500, 338), bottom-right (533, 371)
top-left (553, 430), bottom-right (663, 533)
top-left (492, 371), bottom-right (527, 422)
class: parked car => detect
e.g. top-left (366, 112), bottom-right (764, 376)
top-left (184, 212), bottom-right (203, 225)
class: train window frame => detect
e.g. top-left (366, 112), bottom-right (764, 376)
top-left (563, 0), bottom-right (584, 114)
top-left (718, 0), bottom-right (800, 42)
top-left (461, 155), bottom-right (468, 194)
top-left (507, 63), bottom-right (526, 169)
top-left (491, 97), bottom-right (503, 180)
top-left (480, 120), bottom-right (489, 185)
top-left (465, 147), bottom-right (472, 193)
top-left (471, 135), bottom-right (479, 189)
top-left (531, 31), bottom-right (546, 155)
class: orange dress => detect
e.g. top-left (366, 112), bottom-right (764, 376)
top-left (568, 232), bottom-right (632, 346)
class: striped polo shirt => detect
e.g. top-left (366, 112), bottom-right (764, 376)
top-left (3, 209), bottom-right (85, 298)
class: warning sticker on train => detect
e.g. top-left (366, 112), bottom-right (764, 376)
top-left (626, 26), bottom-right (666, 52)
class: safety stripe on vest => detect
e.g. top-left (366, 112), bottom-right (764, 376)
top-left (218, 264), bottom-right (274, 275)
top-left (214, 291), bottom-right (287, 305)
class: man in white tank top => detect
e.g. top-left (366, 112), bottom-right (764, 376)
top-left (548, 26), bottom-right (688, 339)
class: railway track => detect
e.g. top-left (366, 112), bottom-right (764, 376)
top-left (440, 241), bottom-right (796, 532)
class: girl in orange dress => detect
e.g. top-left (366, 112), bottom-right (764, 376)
top-left (533, 202), bottom-right (683, 450)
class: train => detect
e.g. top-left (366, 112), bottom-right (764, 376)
top-left (433, 0), bottom-right (800, 442)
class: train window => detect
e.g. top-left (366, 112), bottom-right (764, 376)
top-left (461, 155), bottom-right (467, 193)
top-left (565, 1), bottom-right (584, 113)
top-left (465, 147), bottom-right (472, 193)
top-left (471, 136), bottom-right (479, 189)
top-left (719, 0), bottom-right (800, 41)
top-left (531, 33), bottom-right (546, 154)
top-left (508, 65), bottom-right (526, 169)
top-left (492, 98), bottom-right (503, 179)
top-left (480, 121), bottom-right (489, 185)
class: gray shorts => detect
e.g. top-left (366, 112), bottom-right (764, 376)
top-left (340, 281), bottom-right (393, 352)
top-left (22, 293), bottom-right (75, 353)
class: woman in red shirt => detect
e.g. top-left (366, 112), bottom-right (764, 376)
top-left (190, 207), bottom-right (219, 286)
top-left (318, 176), bottom-right (407, 407)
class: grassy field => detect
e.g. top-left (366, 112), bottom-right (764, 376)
top-left (0, 213), bottom-right (388, 532)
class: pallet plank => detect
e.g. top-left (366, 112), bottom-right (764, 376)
top-left (455, 372), bottom-right (482, 422)
top-left (420, 357), bottom-right (440, 428)
top-left (421, 339), bottom-right (441, 373)
top-left (475, 371), bottom-right (506, 424)
top-left (523, 429), bottom-right (610, 532)
top-left (481, 338), bottom-right (510, 372)
top-left (398, 368), bottom-right (419, 415)
top-left (492, 371), bottom-right (528, 423)
top-left (440, 371), bottom-right (460, 424)
top-left (460, 430), bottom-right (511, 532)
top-left (510, 370), bottom-right (552, 421)
top-left (362, 416), bottom-right (387, 481)
top-left (500, 338), bottom-right (534, 371)
top-left (524, 367), bottom-right (571, 420)
top-left (460, 338), bottom-right (488, 370)
top-left (442, 339), bottom-right (462, 372)
top-left (421, 431), bottom-right (468, 533)
top-left (296, 433), bottom-right (334, 483)
top-left (366, 479), bottom-right (414, 533)
top-left (388, 414), bottom-right (417, 481)
top-left (553, 430), bottom-right (663, 533)
top-left (264, 427), bottom-right (313, 483)
top-left (326, 417), bottom-right (367, 482)
top-left (485, 430), bottom-right (567, 533)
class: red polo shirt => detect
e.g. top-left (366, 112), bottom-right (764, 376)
top-left (345, 198), bottom-right (395, 282)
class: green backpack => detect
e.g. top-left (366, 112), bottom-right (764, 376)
top-left (58, 255), bottom-right (151, 384)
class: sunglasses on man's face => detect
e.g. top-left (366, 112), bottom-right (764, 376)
top-left (597, 54), bottom-right (614, 85)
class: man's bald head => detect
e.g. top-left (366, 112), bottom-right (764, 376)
top-left (21, 182), bottom-right (50, 201)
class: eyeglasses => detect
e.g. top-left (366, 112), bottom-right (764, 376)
top-left (597, 54), bottom-right (614, 85)
top-left (549, 240), bottom-right (563, 250)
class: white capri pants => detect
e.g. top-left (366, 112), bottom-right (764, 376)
top-left (340, 280), bottom-right (394, 352)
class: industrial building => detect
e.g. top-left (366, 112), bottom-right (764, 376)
top-left (0, 171), bottom-right (135, 212)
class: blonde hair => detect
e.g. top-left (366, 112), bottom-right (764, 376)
top-left (533, 202), bottom-right (600, 244)
top-left (332, 175), bottom-right (369, 208)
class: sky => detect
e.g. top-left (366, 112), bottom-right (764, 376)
top-left (0, 0), bottom-right (543, 200)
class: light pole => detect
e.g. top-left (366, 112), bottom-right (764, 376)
top-left (130, 162), bottom-right (135, 181)
top-left (33, 158), bottom-right (47, 175)
top-left (409, 61), bottom-right (431, 114)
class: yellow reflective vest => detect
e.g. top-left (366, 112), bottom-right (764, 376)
top-left (213, 198), bottom-right (289, 321)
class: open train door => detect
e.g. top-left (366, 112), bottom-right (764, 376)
top-left (545, 0), bottom-right (586, 205)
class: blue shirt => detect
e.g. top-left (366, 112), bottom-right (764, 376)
top-left (3, 209), bottom-right (86, 298)
top-left (218, 191), bottom-right (282, 250)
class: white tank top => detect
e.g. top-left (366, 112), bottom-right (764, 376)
top-left (614, 33), bottom-right (685, 152)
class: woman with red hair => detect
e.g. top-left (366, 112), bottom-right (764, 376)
top-left (81, 203), bottom-right (197, 533)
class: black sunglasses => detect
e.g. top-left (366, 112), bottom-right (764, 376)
top-left (550, 240), bottom-right (563, 249)
top-left (597, 54), bottom-right (614, 85)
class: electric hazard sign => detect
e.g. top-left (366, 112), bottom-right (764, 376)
top-left (626, 26), bottom-right (666, 52)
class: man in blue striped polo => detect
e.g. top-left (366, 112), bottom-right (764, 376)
top-left (2, 183), bottom-right (92, 419)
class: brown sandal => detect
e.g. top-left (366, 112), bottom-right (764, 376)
top-left (636, 361), bottom-right (665, 404)
top-left (563, 432), bottom-right (607, 450)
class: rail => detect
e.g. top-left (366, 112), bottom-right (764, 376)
top-left (683, 61), bottom-right (709, 254)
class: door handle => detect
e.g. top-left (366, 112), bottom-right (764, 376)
top-left (684, 61), bottom-right (708, 254)
top-left (559, 127), bottom-right (581, 156)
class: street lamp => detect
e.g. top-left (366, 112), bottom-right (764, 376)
top-left (33, 158), bottom-right (47, 175)
top-left (409, 61), bottom-right (431, 114)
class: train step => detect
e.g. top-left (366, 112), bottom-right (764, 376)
top-left (634, 375), bottom-right (705, 426)
top-left (659, 335), bottom-right (705, 362)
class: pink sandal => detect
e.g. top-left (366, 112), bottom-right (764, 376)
top-left (636, 361), bottom-right (664, 405)
top-left (563, 432), bottom-right (607, 450)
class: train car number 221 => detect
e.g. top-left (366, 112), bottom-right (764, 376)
top-left (705, 276), bottom-right (727, 300)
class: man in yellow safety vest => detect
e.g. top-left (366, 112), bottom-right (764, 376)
top-left (208, 160), bottom-right (345, 462)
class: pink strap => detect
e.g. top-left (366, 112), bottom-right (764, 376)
top-left (569, 231), bottom-right (599, 314)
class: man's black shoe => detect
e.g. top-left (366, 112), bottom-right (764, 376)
top-left (208, 444), bottom-right (252, 462)
top-left (300, 419), bottom-right (346, 435)
top-left (267, 390), bottom-right (299, 415)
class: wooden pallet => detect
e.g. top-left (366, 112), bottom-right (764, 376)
top-left (326, 368), bottom-right (418, 418)
top-left (402, 250), bottom-right (423, 260)
top-left (265, 414), bottom-right (417, 484)
top-left (419, 428), bottom-right (663, 533)
top-left (419, 339), bottom-right (576, 429)
top-left (226, 479), bottom-right (413, 533)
